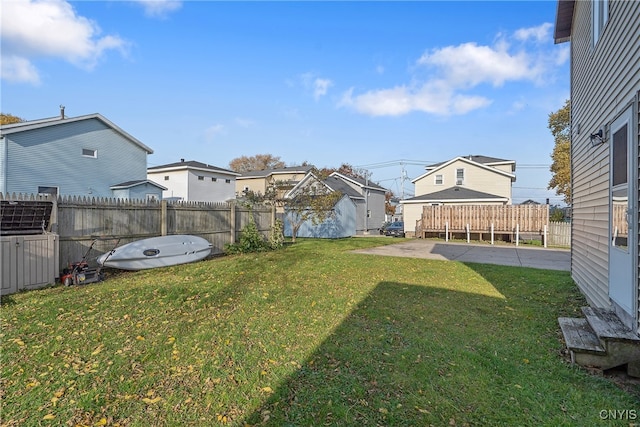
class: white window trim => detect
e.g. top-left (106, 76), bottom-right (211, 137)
top-left (592, 0), bottom-right (609, 47)
top-left (455, 168), bottom-right (465, 186)
top-left (435, 174), bottom-right (444, 185)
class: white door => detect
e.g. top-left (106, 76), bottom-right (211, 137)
top-left (609, 106), bottom-right (636, 322)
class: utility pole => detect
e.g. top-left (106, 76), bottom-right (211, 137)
top-left (400, 162), bottom-right (407, 200)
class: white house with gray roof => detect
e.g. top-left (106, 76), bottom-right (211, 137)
top-left (0, 111), bottom-right (165, 200)
top-left (147, 160), bottom-right (240, 202)
top-left (401, 155), bottom-right (516, 236)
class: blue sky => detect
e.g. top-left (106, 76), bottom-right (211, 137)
top-left (1, 0), bottom-right (569, 204)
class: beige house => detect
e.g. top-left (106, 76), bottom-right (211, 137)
top-left (401, 155), bottom-right (516, 236)
top-left (235, 166), bottom-right (314, 211)
top-left (555, 0), bottom-right (640, 375)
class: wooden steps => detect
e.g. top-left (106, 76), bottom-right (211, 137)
top-left (558, 307), bottom-right (640, 378)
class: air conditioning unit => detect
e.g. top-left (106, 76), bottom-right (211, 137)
top-left (456, 179), bottom-right (464, 185)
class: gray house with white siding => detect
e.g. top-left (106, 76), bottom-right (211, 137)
top-left (555, 0), bottom-right (640, 375)
top-left (0, 112), bottom-right (164, 200)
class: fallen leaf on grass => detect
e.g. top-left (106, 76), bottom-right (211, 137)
top-left (260, 387), bottom-right (273, 393)
top-left (43, 414), bottom-right (55, 420)
top-left (142, 397), bottom-right (163, 404)
top-left (91, 344), bottom-right (104, 355)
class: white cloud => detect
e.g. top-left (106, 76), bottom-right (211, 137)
top-left (1, 55), bottom-right (41, 85)
top-left (514, 23), bottom-right (553, 43)
top-left (313, 78), bottom-right (333, 100)
top-left (1, 0), bottom-right (128, 84)
top-left (341, 23), bottom-right (561, 117)
top-left (298, 72), bottom-right (333, 100)
top-left (417, 42), bottom-right (538, 88)
top-left (132, 0), bottom-right (182, 19)
top-left (235, 118), bottom-right (255, 128)
top-left (204, 124), bottom-right (225, 142)
top-left (339, 82), bottom-right (491, 117)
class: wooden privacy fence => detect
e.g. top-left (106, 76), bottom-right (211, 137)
top-left (416, 204), bottom-right (550, 242)
top-left (1, 193), bottom-right (275, 274)
top-left (547, 221), bottom-right (571, 247)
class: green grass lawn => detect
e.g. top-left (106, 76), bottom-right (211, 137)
top-left (1, 238), bottom-right (637, 426)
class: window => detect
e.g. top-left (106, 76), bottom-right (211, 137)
top-left (82, 148), bottom-right (97, 158)
top-left (225, 179), bottom-right (231, 183)
top-left (38, 186), bottom-right (58, 196)
top-left (435, 174), bottom-right (443, 185)
top-left (456, 168), bottom-right (464, 185)
top-left (592, 0), bottom-right (609, 46)
top-left (211, 177), bottom-right (217, 182)
top-left (164, 176), bottom-right (169, 181)
top-left (198, 176), bottom-right (204, 181)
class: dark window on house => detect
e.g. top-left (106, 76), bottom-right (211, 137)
top-left (225, 179), bottom-right (231, 183)
top-left (612, 123), bottom-right (628, 187)
top-left (456, 168), bottom-right (464, 185)
top-left (164, 176), bottom-right (169, 181)
top-left (198, 176), bottom-right (204, 181)
top-left (212, 177), bottom-right (217, 182)
top-left (435, 174), bottom-right (443, 185)
top-left (82, 148), bottom-right (97, 158)
top-left (38, 186), bottom-right (58, 196)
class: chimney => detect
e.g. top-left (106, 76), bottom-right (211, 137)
top-left (60, 105), bottom-right (65, 119)
top-left (181, 158), bottom-right (185, 162)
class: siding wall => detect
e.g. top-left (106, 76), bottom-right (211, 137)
top-left (283, 195), bottom-right (356, 238)
top-left (4, 119), bottom-right (149, 197)
top-left (570, 0), bottom-right (640, 310)
top-left (636, 92), bottom-right (640, 328)
top-left (0, 137), bottom-right (6, 194)
top-left (414, 159), bottom-right (513, 202)
top-left (186, 170), bottom-right (235, 202)
top-left (149, 169), bottom-right (236, 202)
top-left (148, 170), bottom-right (188, 200)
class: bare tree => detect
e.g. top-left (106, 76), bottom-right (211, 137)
top-left (1, 113), bottom-right (25, 125)
top-left (229, 154), bottom-right (285, 172)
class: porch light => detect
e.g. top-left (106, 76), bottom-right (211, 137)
top-left (590, 128), bottom-right (605, 146)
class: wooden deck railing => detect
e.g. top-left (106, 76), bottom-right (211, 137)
top-left (416, 204), bottom-right (550, 238)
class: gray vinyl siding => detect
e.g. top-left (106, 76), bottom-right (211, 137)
top-left (0, 137), bottom-right (6, 194)
top-left (570, 0), bottom-right (640, 309)
top-left (4, 119), bottom-right (148, 198)
top-left (112, 183), bottom-right (163, 200)
top-left (637, 93), bottom-right (640, 327)
top-left (334, 177), bottom-right (386, 233)
top-left (284, 194), bottom-right (356, 238)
